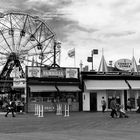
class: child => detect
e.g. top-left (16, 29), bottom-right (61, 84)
top-left (118, 105), bottom-right (129, 118)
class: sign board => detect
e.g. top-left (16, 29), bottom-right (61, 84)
top-left (66, 68), bottom-right (78, 78)
top-left (115, 59), bottom-right (132, 71)
top-left (28, 67), bottom-right (41, 77)
top-left (42, 68), bottom-right (65, 77)
top-left (27, 66), bottom-right (79, 79)
top-left (13, 78), bottom-right (26, 88)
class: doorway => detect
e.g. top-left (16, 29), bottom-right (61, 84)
top-left (90, 93), bottom-right (97, 111)
top-left (124, 90), bottom-right (127, 110)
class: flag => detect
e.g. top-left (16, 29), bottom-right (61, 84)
top-left (87, 57), bottom-right (92, 62)
top-left (68, 48), bottom-right (75, 57)
top-left (92, 49), bottom-right (98, 55)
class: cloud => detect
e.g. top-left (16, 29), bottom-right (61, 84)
top-left (61, 0), bottom-right (113, 28)
top-left (101, 31), bottom-right (136, 38)
top-left (0, 0), bottom-right (140, 69)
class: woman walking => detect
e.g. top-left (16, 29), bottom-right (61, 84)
top-left (110, 98), bottom-right (118, 118)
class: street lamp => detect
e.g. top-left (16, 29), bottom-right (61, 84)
top-left (51, 40), bottom-right (61, 68)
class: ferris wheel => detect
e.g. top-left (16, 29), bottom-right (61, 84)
top-left (0, 11), bottom-right (61, 79)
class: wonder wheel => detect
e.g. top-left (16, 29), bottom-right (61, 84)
top-left (0, 11), bottom-right (61, 79)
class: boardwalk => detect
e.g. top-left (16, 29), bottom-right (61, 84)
top-left (0, 112), bottom-right (140, 140)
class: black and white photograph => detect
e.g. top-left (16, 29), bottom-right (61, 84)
top-left (0, 0), bottom-right (140, 140)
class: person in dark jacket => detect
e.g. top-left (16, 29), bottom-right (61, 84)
top-left (5, 100), bottom-right (16, 117)
top-left (101, 97), bottom-right (106, 113)
top-left (136, 96), bottom-right (140, 113)
top-left (110, 98), bottom-right (118, 118)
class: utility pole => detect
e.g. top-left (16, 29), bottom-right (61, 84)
top-left (79, 60), bottom-right (83, 71)
top-left (91, 51), bottom-right (93, 70)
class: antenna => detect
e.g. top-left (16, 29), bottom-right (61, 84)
top-left (132, 48), bottom-right (134, 57)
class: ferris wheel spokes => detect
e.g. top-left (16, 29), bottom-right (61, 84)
top-left (0, 12), bottom-right (60, 79)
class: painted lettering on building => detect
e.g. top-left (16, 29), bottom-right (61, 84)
top-left (42, 69), bottom-right (64, 77)
top-left (115, 59), bottom-right (132, 71)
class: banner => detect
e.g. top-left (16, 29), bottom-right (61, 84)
top-left (92, 49), bottom-right (98, 55)
top-left (13, 78), bottom-right (26, 88)
top-left (66, 68), bottom-right (78, 78)
top-left (28, 67), bottom-right (41, 77)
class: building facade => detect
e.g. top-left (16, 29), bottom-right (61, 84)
top-left (81, 71), bottom-right (140, 112)
top-left (26, 66), bottom-right (81, 112)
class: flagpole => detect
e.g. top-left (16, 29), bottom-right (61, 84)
top-left (74, 48), bottom-right (76, 67)
top-left (133, 48), bottom-right (134, 57)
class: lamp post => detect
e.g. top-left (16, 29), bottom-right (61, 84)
top-left (51, 40), bottom-right (61, 68)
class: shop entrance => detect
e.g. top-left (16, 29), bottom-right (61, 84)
top-left (124, 90), bottom-right (127, 110)
top-left (90, 93), bottom-right (97, 111)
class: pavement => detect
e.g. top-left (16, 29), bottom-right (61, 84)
top-left (0, 111), bottom-right (140, 140)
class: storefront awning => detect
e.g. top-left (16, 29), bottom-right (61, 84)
top-left (57, 86), bottom-right (81, 92)
top-left (127, 80), bottom-right (140, 89)
top-left (85, 80), bottom-right (129, 90)
top-left (30, 85), bottom-right (57, 92)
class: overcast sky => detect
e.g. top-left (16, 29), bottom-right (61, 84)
top-left (0, 0), bottom-right (140, 70)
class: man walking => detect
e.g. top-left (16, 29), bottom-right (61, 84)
top-left (5, 100), bottom-right (16, 117)
top-left (110, 97), bottom-right (118, 118)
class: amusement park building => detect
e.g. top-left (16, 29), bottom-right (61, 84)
top-left (81, 71), bottom-right (140, 112)
top-left (25, 66), bottom-right (82, 112)
top-left (4, 55), bottom-right (140, 113)
top-left (11, 66), bottom-right (140, 113)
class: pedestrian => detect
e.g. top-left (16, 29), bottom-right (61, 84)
top-left (110, 97), bottom-right (118, 118)
top-left (101, 97), bottom-right (106, 112)
top-left (5, 100), bottom-right (16, 117)
top-left (118, 104), bottom-right (129, 118)
top-left (67, 97), bottom-right (72, 111)
top-left (0, 97), bottom-right (3, 110)
top-left (127, 98), bottom-right (131, 111)
top-left (136, 96), bottom-right (140, 113)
